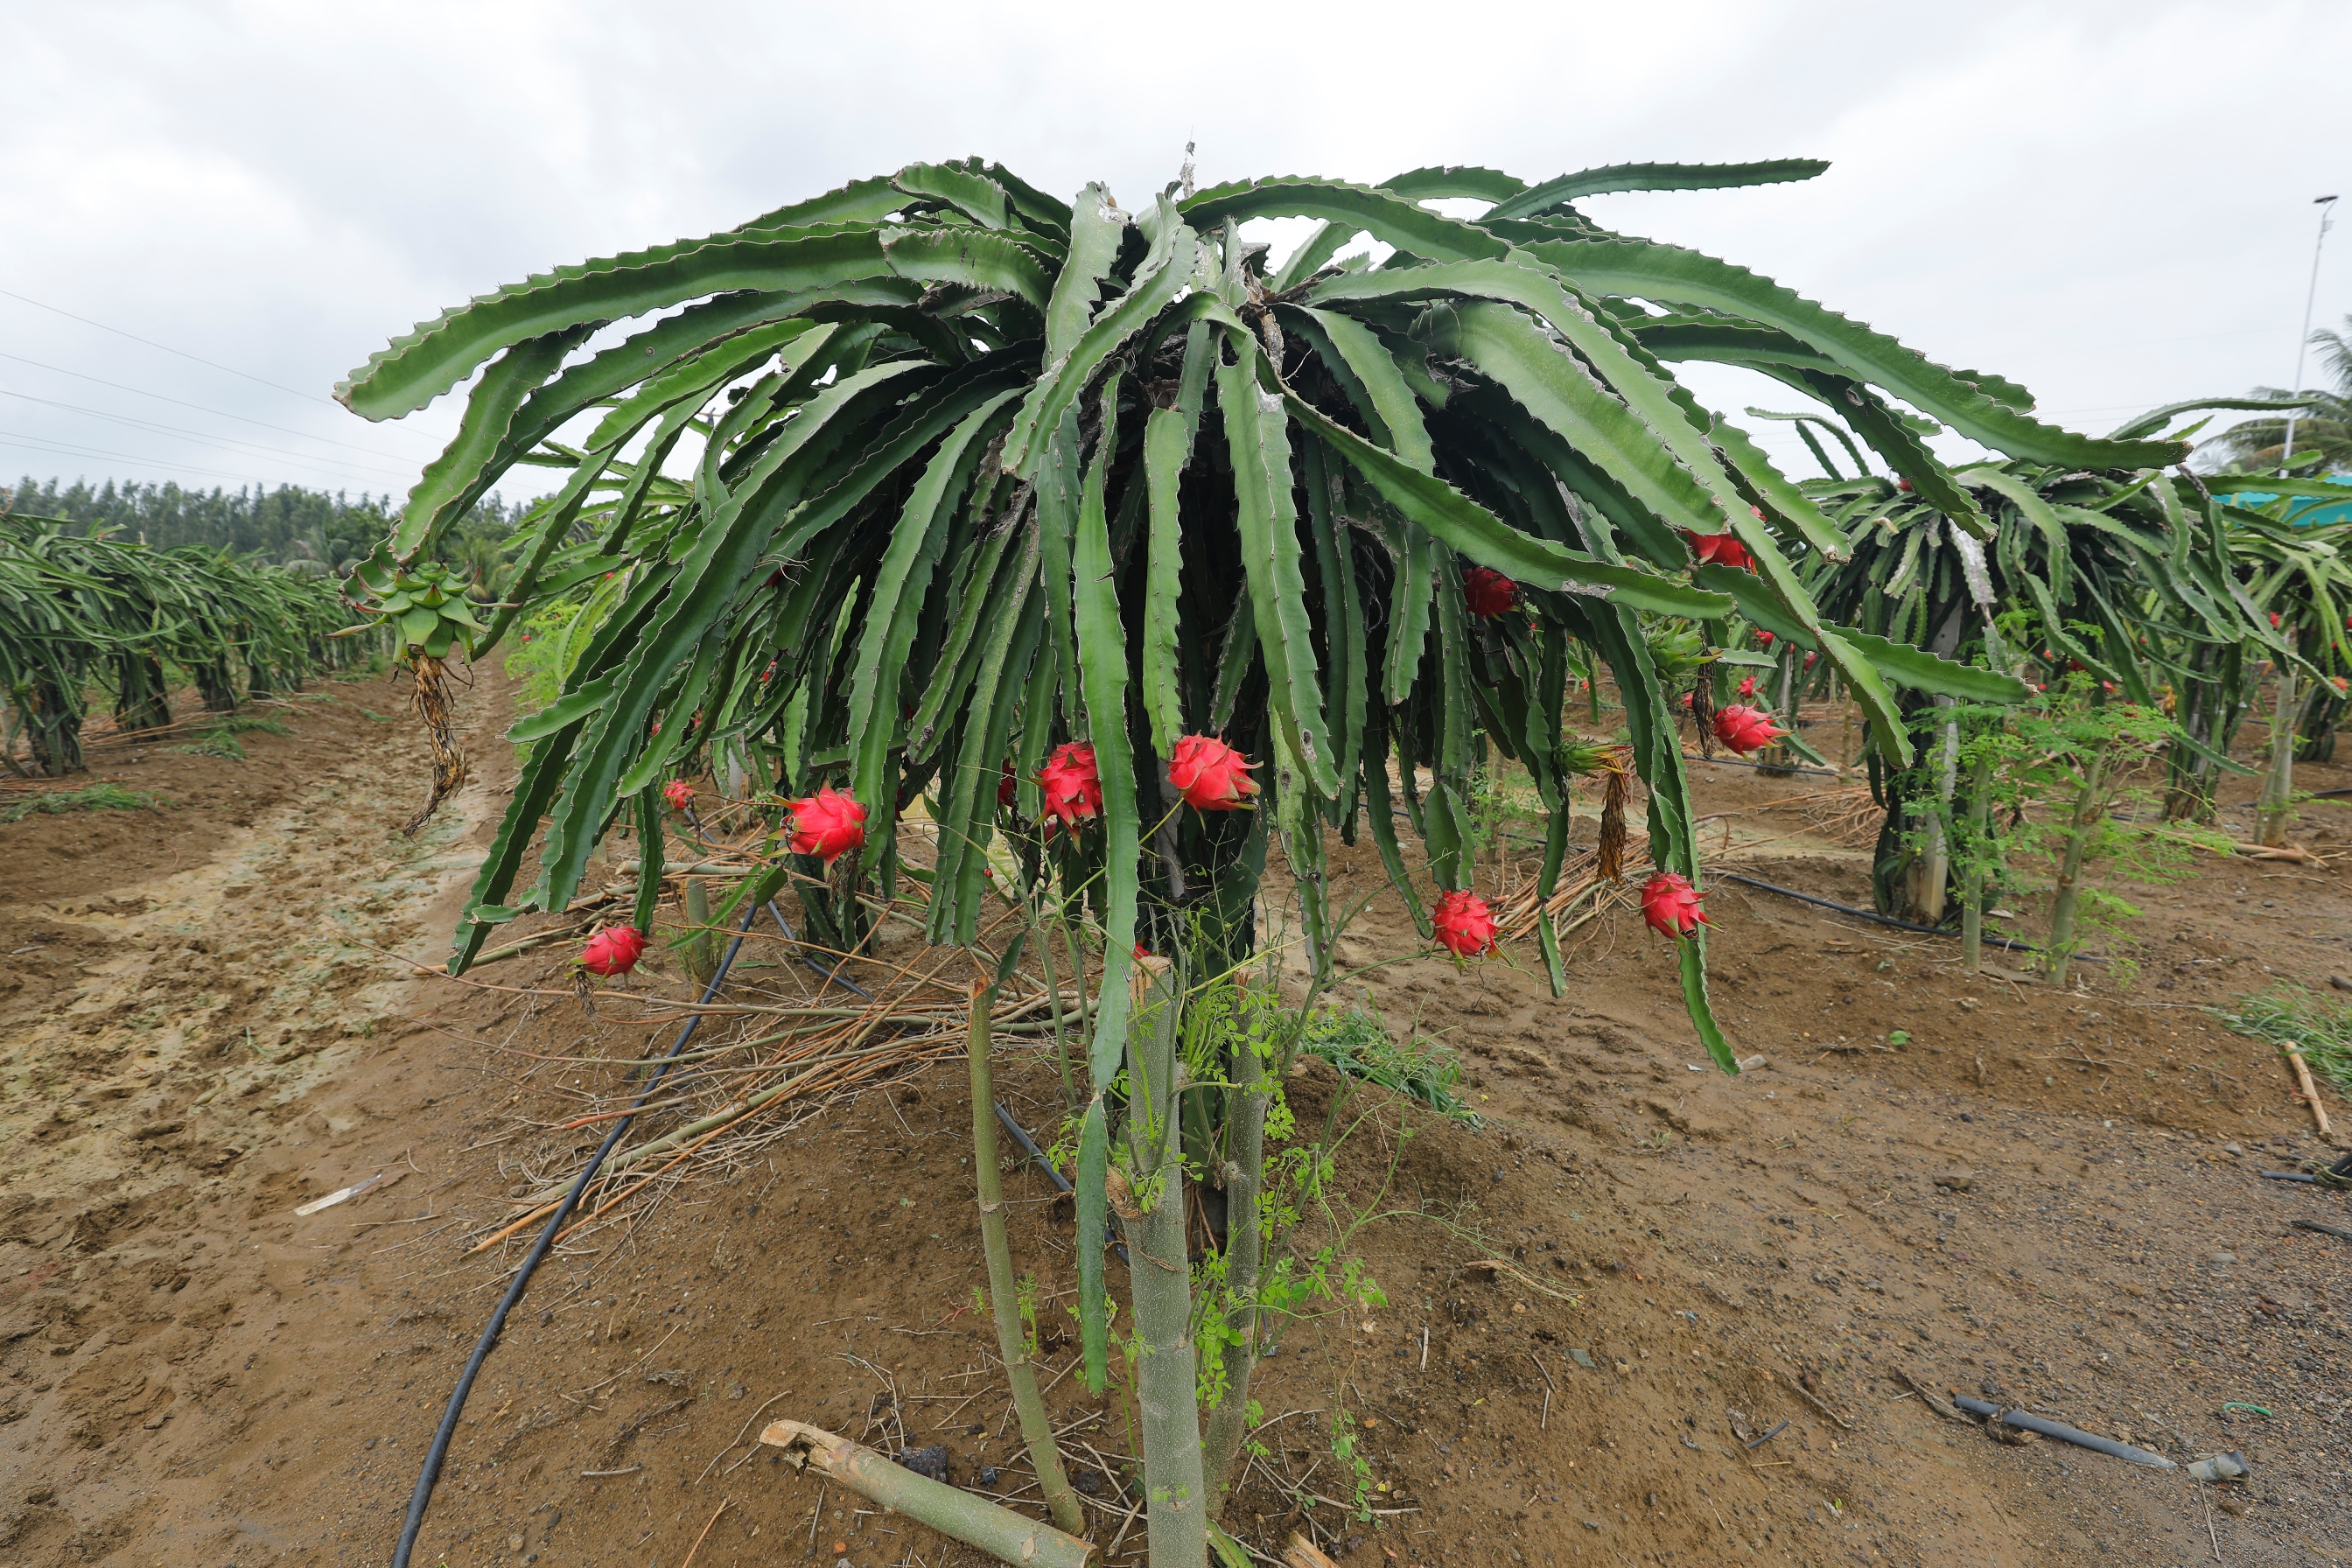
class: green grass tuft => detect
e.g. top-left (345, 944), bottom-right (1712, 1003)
top-left (172, 714), bottom-right (291, 760)
top-left (2210, 982), bottom-right (2352, 1097)
top-left (1298, 1004), bottom-right (1480, 1124)
top-left (2, 783), bottom-right (167, 823)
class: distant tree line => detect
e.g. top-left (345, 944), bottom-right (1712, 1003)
top-left (1, 475), bottom-right (519, 571)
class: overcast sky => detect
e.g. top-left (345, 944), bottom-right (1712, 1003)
top-left (3, 0), bottom-right (2345, 522)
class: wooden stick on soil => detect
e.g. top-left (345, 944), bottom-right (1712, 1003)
top-left (2280, 1041), bottom-right (2334, 1138)
top-left (678, 1497), bottom-right (729, 1568)
top-left (759, 1421), bottom-right (1094, 1568)
top-left (1785, 1371), bottom-right (1856, 1432)
top-left (966, 982), bottom-right (1088, 1538)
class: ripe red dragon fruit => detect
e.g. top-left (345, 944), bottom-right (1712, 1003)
top-left (579, 924), bottom-right (648, 976)
top-left (785, 782), bottom-right (867, 864)
top-left (1754, 630), bottom-right (1775, 648)
top-left (1462, 567), bottom-right (1520, 619)
top-left (1168, 734), bottom-right (1259, 810)
top-left (1640, 873), bottom-right (1709, 939)
top-left (1712, 704), bottom-right (1786, 755)
top-left (1038, 742), bottom-right (1104, 828)
top-left (1682, 529), bottom-right (1754, 571)
top-left (998, 761), bottom-right (1018, 810)
top-left (662, 780), bottom-right (694, 812)
top-left (1737, 675), bottom-right (1758, 699)
top-left (1432, 889), bottom-right (1499, 957)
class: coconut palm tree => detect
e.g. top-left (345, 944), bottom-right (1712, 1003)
top-left (2201, 313), bottom-right (2352, 472)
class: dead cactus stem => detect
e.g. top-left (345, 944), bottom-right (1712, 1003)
top-left (400, 652), bottom-right (468, 836)
top-left (1598, 755), bottom-right (1633, 885)
top-left (1689, 674), bottom-right (1718, 760)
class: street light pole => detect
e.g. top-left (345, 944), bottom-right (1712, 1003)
top-left (2281, 193), bottom-right (2339, 474)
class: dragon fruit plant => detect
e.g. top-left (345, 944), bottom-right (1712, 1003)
top-left (336, 154), bottom-right (2147, 1559)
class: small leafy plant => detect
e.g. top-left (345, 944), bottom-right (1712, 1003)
top-left (1936, 673), bottom-right (2212, 983)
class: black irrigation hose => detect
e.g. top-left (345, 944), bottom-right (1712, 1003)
top-left (1712, 872), bottom-right (2111, 965)
top-left (1950, 1396), bottom-right (2174, 1468)
top-left (676, 805), bottom-right (872, 1000)
top-left (390, 900), bottom-right (763, 1568)
top-left (1680, 752), bottom-right (1846, 780)
top-left (766, 899), bottom-right (875, 1000)
top-left (994, 1099), bottom-right (1131, 1269)
top-left (994, 1100), bottom-right (1068, 1194)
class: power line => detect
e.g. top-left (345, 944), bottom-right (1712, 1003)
top-left (0, 285), bottom-right (424, 429)
top-left (0, 431), bottom-right (281, 488)
top-left (0, 388), bottom-right (417, 485)
top-left (0, 348), bottom-right (429, 461)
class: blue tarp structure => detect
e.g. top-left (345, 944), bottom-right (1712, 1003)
top-left (2202, 474), bottom-right (2352, 527)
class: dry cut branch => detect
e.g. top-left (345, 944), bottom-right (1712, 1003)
top-left (758, 1420), bottom-right (1095, 1568)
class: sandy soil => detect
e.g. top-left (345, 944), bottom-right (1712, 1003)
top-left (4, 676), bottom-right (2348, 1568)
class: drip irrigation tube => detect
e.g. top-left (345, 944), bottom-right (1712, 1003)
top-left (994, 1099), bottom-right (1131, 1268)
top-left (994, 1101), bottom-right (1068, 1195)
top-left (1712, 872), bottom-right (2110, 964)
top-left (677, 803), bottom-right (870, 1000)
top-left (390, 900), bottom-right (763, 1568)
top-left (766, 900), bottom-right (874, 999)
top-left (1680, 752), bottom-right (1845, 780)
top-left (1950, 1396), bottom-right (2175, 1468)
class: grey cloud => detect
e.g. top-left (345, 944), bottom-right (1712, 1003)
top-left (1, 0), bottom-right (2342, 504)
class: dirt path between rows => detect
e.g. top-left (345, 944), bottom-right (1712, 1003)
top-left (4, 674), bottom-right (2348, 1568)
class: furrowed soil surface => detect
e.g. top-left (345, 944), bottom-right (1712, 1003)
top-left (4, 675), bottom-right (2348, 1568)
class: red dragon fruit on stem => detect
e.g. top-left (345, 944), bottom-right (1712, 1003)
top-left (1168, 734), bottom-right (1259, 810)
top-left (1712, 704), bottom-right (1786, 756)
top-left (785, 783), bottom-right (866, 864)
top-left (1432, 889), bottom-right (1499, 957)
top-left (1682, 528), bottom-right (1754, 571)
top-left (662, 780), bottom-right (694, 812)
top-left (1462, 567), bottom-right (1520, 619)
top-left (1037, 742), bottom-right (1104, 828)
top-left (579, 925), bottom-right (647, 976)
top-left (1641, 873), bottom-right (1709, 939)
